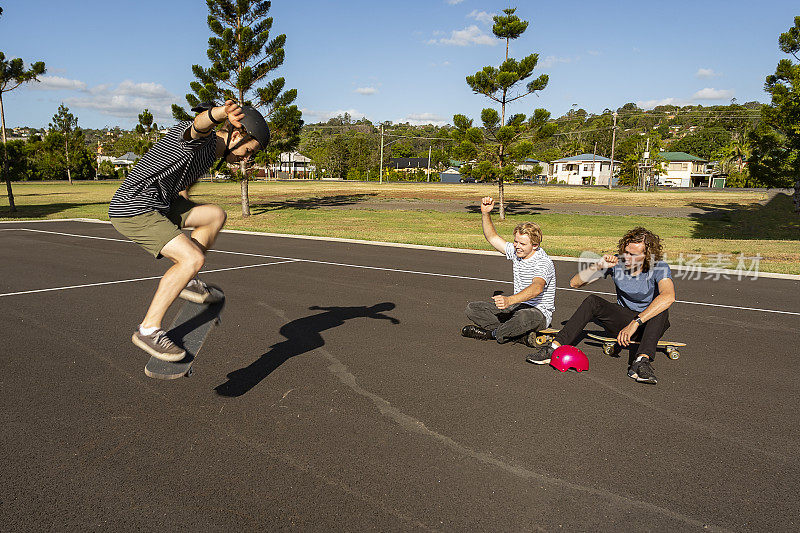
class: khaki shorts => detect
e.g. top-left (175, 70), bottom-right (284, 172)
top-left (110, 197), bottom-right (199, 258)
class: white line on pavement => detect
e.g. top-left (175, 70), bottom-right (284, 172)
top-left (0, 260), bottom-right (297, 298)
top-left (4, 227), bottom-right (800, 316)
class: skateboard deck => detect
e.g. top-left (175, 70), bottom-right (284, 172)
top-left (144, 287), bottom-right (225, 379)
top-left (586, 332), bottom-right (686, 360)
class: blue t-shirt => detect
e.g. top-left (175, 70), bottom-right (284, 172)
top-left (605, 260), bottom-right (672, 312)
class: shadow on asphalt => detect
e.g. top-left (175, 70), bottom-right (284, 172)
top-left (688, 192), bottom-right (799, 240)
top-left (250, 193), bottom-right (378, 214)
top-left (464, 200), bottom-right (548, 215)
top-left (214, 302), bottom-right (400, 397)
top-left (0, 201), bottom-right (109, 218)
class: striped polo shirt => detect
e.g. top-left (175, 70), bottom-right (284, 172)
top-left (108, 122), bottom-right (217, 217)
top-left (504, 242), bottom-right (557, 327)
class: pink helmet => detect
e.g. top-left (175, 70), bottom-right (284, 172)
top-left (550, 345), bottom-right (589, 372)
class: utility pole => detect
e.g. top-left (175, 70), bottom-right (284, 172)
top-left (426, 145), bottom-right (432, 183)
top-left (591, 141), bottom-right (597, 185)
top-left (608, 111), bottom-right (618, 189)
top-left (379, 124), bottom-right (384, 184)
top-left (643, 137), bottom-right (650, 191)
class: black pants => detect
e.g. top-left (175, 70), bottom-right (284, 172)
top-left (465, 301), bottom-right (548, 343)
top-left (553, 295), bottom-right (669, 358)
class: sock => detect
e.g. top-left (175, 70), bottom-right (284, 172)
top-left (551, 342), bottom-right (560, 349)
top-left (635, 355), bottom-right (649, 363)
top-left (139, 325), bottom-right (158, 336)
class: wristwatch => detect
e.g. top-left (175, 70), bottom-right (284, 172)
top-left (635, 316), bottom-right (643, 326)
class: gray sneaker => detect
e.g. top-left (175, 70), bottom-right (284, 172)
top-left (180, 278), bottom-right (223, 304)
top-left (132, 329), bottom-right (186, 362)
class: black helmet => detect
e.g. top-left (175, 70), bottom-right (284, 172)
top-left (239, 106), bottom-right (270, 152)
top-left (191, 101), bottom-right (270, 152)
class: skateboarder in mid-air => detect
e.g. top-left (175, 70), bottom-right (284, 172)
top-left (526, 227), bottom-right (676, 384)
top-left (108, 100), bottom-right (269, 362)
top-left (461, 196), bottom-right (556, 345)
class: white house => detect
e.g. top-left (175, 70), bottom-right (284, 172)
top-left (516, 158), bottom-right (550, 177)
top-left (657, 152), bottom-right (709, 187)
top-left (550, 154), bottom-right (619, 186)
top-left (267, 151), bottom-right (315, 179)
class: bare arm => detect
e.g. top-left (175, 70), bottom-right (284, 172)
top-left (636, 277), bottom-right (676, 322)
top-left (479, 196), bottom-right (507, 253)
top-left (570, 254), bottom-right (618, 288)
top-left (493, 278), bottom-right (545, 309)
top-left (184, 100), bottom-right (245, 141)
top-left (616, 277), bottom-right (676, 347)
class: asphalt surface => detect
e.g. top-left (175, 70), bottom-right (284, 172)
top-left (1, 220), bottom-right (798, 532)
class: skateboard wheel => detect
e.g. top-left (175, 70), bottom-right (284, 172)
top-left (667, 349), bottom-right (680, 360)
top-left (535, 335), bottom-right (548, 346)
top-left (603, 343), bottom-right (615, 356)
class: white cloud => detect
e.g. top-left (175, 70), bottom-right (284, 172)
top-left (430, 25), bottom-right (496, 46)
top-left (468, 10), bottom-right (494, 24)
top-left (355, 87), bottom-right (378, 95)
top-left (30, 75), bottom-right (88, 91)
top-left (300, 108), bottom-right (366, 123)
top-left (539, 55), bottom-right (574, 68)
top-left (637, 97), bottom-right (693, 109)
top-left (693, 87), bottom-right (734, 100)
top-left (397, 112), bottom-right (447, 127)
top-left (446, 0), bottom-right (464, 4)
top-left (587, 50), bottom-right (600, 56)
top-left (64, 80), bottom-right (176, 124)
top-left (695, 68), bottom-right (721, 79)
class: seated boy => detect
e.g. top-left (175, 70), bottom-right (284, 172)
top-left (526, 227), bottom-right (675, 385)
top-left (461, 196), bottom-right (556, 345)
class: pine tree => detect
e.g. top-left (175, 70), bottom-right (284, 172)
top-left (173, 0), bottom-right (303, 216)
top-left (749, 16), bottom-right (800, 213)
top-left (455, 8), bottom-right (552, 219)
top-left (49, 103), bottom-right (78, 184)
top-left (0, 52), bottom-right (45, 211)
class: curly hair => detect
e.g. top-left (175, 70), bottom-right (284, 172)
top-left (513, 221), bottom-right (543, 246)
top-left (617, 227), bottom-right (663, 272)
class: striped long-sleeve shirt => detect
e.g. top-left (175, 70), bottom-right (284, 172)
top-left (108, 122), bottom-right (217, 218)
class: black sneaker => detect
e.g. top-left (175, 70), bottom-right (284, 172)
top-left (526, 344), bottom-right (555, 365)
top-left (180, 278), bottom-right (223, 304)
top-left (461, 324), bottom-right (493, 340)
top-left (628, 358), bottom-right (658, 384)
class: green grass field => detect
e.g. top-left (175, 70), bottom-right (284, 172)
top-left (3, 180), bottom-right (798, 274)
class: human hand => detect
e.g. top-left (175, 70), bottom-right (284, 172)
top-left (223, 100), bottom-right (245, 129)
top-left (492, 294), bottom-right (510, 310)
top-left (598, 254), bottom-right (619, 269)
top-left (480, 196), bottom-right (495, 214)
top-left (616, 320), bottom-right (639, 347)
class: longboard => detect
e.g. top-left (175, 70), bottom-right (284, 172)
top-left (586, 332), bottom-right (686, 360)
top-left (144, 287), bottom-right (225, 379)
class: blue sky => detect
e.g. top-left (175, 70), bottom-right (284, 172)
top-left (2, 0), bottom-right (797, 130)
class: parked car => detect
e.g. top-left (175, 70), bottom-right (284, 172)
top-left (459, 176), bottom-right (476, 183)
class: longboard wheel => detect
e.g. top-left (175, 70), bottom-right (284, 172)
top-left (602, 343), bottom-right (615, 356)
top-left (535, 335), bottom-right (549, 346)
top-left (667, 348), bottom-right (680, 360)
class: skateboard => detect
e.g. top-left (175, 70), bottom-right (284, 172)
top-left (586, 332), bottom-right (686, 360)
top-left (144, 287), bottom-right (225, 379)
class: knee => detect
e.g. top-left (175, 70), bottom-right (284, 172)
top-left (211, 205), bottom-right (227, 229)
top-left (181, 248), bottom-right (205, 272)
